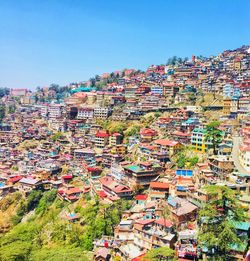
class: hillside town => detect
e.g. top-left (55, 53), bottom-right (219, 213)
top-left (0, 45), bottom-right (250, 261)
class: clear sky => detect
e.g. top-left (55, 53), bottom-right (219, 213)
top-left (0, 0), bottom-right (249, 89)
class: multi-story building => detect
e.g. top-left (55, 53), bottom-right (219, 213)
top-left (208, 155), bottom-right (235, 179)
top-left (123, 162), bottom-right (162, 186)
top-left (48, 104), bottom-right (65, 119)
top-left (151, 86), bottom-right (163, 96)
top-left (223, 98), bottom-right (232, 115)
top-left (239, 140), bottom-right (250, 172)
top-left (109, 133), bottom-right (123, 146)
top-left (95, 131), bottom-right (110, 148)
top-left (94, 107), bottom-right (111, 119)
top-left (77, 107), bottom-right (94, 119)
top-left (191, 127), bottom-right (212, 152)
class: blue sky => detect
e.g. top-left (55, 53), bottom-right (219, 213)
top-left (0, 0), bottom-right (249, 89)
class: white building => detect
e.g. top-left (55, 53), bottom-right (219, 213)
top-left (94, 107), bottom-right (111, 119)
top-left (239, 140), bottom-right (250, 172)
top-left (48, 104), bottom-right (65, 119)
top-left (77, 107), bottom-right (94, 119)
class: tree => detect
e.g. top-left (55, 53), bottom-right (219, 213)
top-left (176, 153), bottom-right (187, 168)
top-left (144, 247), bottom-right (176, 261)
top-left (51, 132), bottom-right (64, 142)
top-left (0, 87), bottom-right (10, 98)
top-left (205, 121), bottom-right (223, 155)
top-left (199, 185), bottom-right (245, 259)
top-left (49, 84), bottom-right (60, 93)
top-left (0, 105), bottom-right (5, 122)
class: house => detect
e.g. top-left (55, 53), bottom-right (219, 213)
top-left (10, 88), bottom-right (28, 97)
top-left (208, 155), bottom-right (235, 179)
top-left (94, 107), bottom-right (111, 119)
top-left (135, 194), bottom-right (148, 205)
top-left (149, 181), bottom-right (170, 200)
top-left (140, 128), bottom-right (158, 143)
top-left (77, 107), bottom-right (94, 119)
top-left (239, 140), bottom-right (250, 172)
top-left (94, 248), bottom-right (111, 261)
top-left (123, 162), bottom-right (162, 186)
top-left (171, 131), bottom-right (191, 144)
top-left (133, 218), bottom-right (176, 250)
top-left (109, 133), bottom-right (123, 146)
top-left (191, 127), bottom-right (211, 152)
top-left (154, 139), bottom-right (183, 157)
top-left (95, 131), bottom-right (110, 148)
top-left (99, 176), bottom-right (133, 198)
top-left (58, 187), bottom-right (83, 202)
top-left (18, 177), bottom-right (42, 192)
top-left (167, 196), bottom-right (198, 228)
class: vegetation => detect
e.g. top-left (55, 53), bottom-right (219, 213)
top-left (199, 185), bottom-right (246, 259)
top-left (0, 191), bottom-right (131, 260)
top-left (0, 87), bottom-right (10, 98)
top-left (0, 105), bottom-right (5, 122)
top-left (205, 121), bottom-right (223, 155)
top-left (144, 246), bottom-right (176, 260)
top-left (166, 56), bottom-right (188, 66)
top-left (51, 132), bottom-right (64, 142)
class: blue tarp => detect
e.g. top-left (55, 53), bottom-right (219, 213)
top-left (176, 169), bottom-right (193, 177)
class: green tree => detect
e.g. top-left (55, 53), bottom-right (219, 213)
top-left (0, 105), bottom-right (5, 122)
top-left (205, 121), bottom-right (223, 155)
top-left (51, 132), bottom-right (64, 142)
top-left (199, 185), bottom-right (245, 259)
top-left (144, 247), bottom-right (176, 261)
top-left (176, 153), bottom-right (187, 168)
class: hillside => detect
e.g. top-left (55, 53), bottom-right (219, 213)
top-left (0, 190), bottom-right (131, 260)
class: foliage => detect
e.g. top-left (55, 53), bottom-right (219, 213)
top-left (166, 56), bottom-right (188, 66)
top-left (108, 122), bottom-right (126, 134)
top-left (51, 132), bottom-right (64, 142)
top-left (0, 241), bottom-right (32, 261)
top-left (199, 185), bottom-right (245, 258)
top-left (205, 121), bottom-right (223, 155)
top-left (0, 87), bottom-right (10, 98)
top-left (0, 105), bottom-right (5, 122)
top-left (30, 247), bottom-right (91, 261)
top-left (124, 124), bottom-right (141, 137)
top-left (36, 190), bottom-right (57, 215)
top-left (176, 153), bottom-right (199, 168)
top-left (144, 246), bottom-right (176, 261)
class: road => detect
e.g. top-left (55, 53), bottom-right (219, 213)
top-left (232, 136), bottom-right (250, 174)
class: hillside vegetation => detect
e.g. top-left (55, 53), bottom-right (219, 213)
top-left (0, 191), bottom-right (131, 260)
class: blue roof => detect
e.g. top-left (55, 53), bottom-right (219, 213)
top-left (167, 195), bottom-right (177, 207)
top-left (70, 87), bottom-right (97, 93)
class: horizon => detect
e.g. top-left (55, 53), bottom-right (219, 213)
top-left (0, 0), bottom-right (250, 89)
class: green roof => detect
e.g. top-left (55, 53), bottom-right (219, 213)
top-left (231, 221), bottom-right (250, 231)
top-left (124, 165), bottom-right (142, 173)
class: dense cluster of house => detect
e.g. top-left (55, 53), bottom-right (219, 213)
top-left (0, 45), bottom-right (250, 260)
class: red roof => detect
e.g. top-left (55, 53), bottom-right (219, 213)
top-left (150, 181), bottom-right (170, 189)
top-left (155, 218), bottom-right (173, 228)
top-left (140, 128), bottom-right (157, 136)
top-left (112, 132), bottom-right (122, 136)
top-left (155, 139), bottom-right (179, 146)
top-left (135, 219), bottom-right (155, 225)
top-left (62, 175), bottom-right (73, 179)
top-left (172, 131), bottom-right (191, 137)
top-left (65, 187), bottom-right (82, 195)
top-left (8, 176), bottom-right (23, 183)
top-left (135, 194), bottom-right (148, 200)
top-left (96, 131), bottom-right (109, 138)
top-left (97, 190), bottom-right (107, 198)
